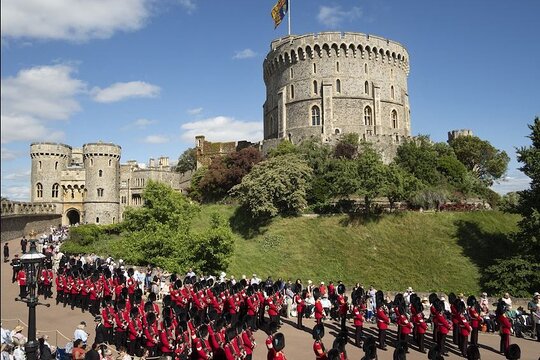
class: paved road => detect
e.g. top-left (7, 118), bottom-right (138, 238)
top-left (2, 237), bottom-right (539, 359)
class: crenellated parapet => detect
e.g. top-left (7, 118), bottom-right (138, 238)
top-left (1, 199), bottom-right (60, 217)
top-left (263, 32), bottom-right (410, 82)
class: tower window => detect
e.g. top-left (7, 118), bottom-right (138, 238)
top-left (336, 79), bottom-right (341, 93)
top-left (290, 84), bottom-right (295, 99)
top-left (336, 62), bottom-right (340, 72)
top-left (52, 183), bottom-right (59, 198)
top-left (392, 110), bottom-right (398, 129)
top-left (55, 162), bottom-right (58, 170)
top-left (99, 169), bottom-right (103, 177)
top-left (313, 80), bottom-right (318, 95)
top-left (313, 63), bottom-right (317, 73)
top-left (90, 159), bottom-right (94, 166)
top-left (391, 86), bottom-right (395, 99)
top-left (365, 63), bottom-right (368, 74)
top-left (109, 159), bottom-right (112, 166)
top-left (121, 196), bottom-right (127, 204)
top-left (365, 81), bottom-right (369, 95)
top-left (364, 106), bottom-right (373, 126)
top-left (311, 106), bottom-right (321, 126)
top-left (97, 188), bottom-right (104, 197)
top-left (290, 68), bottom-right (294, 79)
top-left (38, 161), bottom-right (42, 170)
top-left (96, 217), bottom-right (100, 224)
top-left (36, 183), bottom-right (43, 198)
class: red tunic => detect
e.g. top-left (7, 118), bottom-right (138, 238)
top-left (17, 270), bottom-right (27, 286)
top-left (315, 300), bottom-right (324, 321)
top-left (468, 306), bottom-right (481, 329)
top-left (337, 295), bottom-right (348, 316)
top-left (458, 314), bottom-right (472, 337)
top-left (241, 330), bottom-right (254, 355)
top-left (376, 307), bottom-right (390, 330)
top-left (294, 294), bottom-right (304, 315)
top-left (266, 335), bottom-right (274, 360)
top-left (267, 299), bottom-right (279, 317)
top-left (398, 314), bottom-right (413, 335)
top-left (435, 313), bottom-right (451, 335)
top-left (313, 340), bottom-right (327, 359)
top-left (413, 313), bottom-right (428, 334)
top-left (498, 314), bottom-right (512, 335)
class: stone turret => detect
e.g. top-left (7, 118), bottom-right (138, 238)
top-left (30, 143), bottom-right (72, 203)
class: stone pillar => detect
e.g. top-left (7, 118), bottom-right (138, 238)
top-left (373, 84), bottom-right (382, 135)
top-left (278, 87), bottom-right (287, 139)
top-left (322, 80), bottom-right (334, 137)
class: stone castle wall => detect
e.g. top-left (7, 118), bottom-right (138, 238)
top-left (262, 32), bottom-right (411, 162)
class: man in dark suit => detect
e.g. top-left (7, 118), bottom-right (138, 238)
top-left (94, 316), bottom-right (107, 347)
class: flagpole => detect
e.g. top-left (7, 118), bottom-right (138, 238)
top-left (288, 0), bottom-right (291, 35)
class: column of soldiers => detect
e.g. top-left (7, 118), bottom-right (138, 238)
top-left (49, 259), bottom-right (293, 360)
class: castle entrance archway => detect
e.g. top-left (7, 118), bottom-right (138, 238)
top-left (66, 209), bottom-right (80, 225)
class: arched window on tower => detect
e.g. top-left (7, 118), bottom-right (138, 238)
top-left (99, 169), bottom-right (103, 177)
top-left (96, 217), bottom-right (100, 224)
top-left (90, 159), bottom-right (94, 166)
top-left (336, 79), bottom-right (341, 94)
top-left (290, 68), bottom-right (294, 78)
top-left (109, 159), bottom-right (112, 166)
top-left (392, 110), bottom-right (398, 129)
top-left (36, 183), bottom-right (43, 198)
top-left (55, 162), bottom-right (58, 170)
top-left (365, 63), bottom-right (368, 74)
top-left (97, 188), bottom-right (104, 197)
top-left (391, 86), bottom-right (395, 99)
top-left (336, 62), bottom-right (340, 72)
top-left (364, 106), bottom-right (373, 126)
top-left (38, 161), bottom-right (42, 170)
top-left (313, 63), bottom-right (317, 74)
top-left (311, 106), bottom-right (321, 126)
top-left (313, 80), bottom-right (318, 95)
top-left (52, 183), bottom-right (59, 198)
top-left (365, 81), bottom-right (370, 95)
top-left (290, 84), bottom-right (295, 99)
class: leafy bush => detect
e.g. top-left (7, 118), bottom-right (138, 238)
top-left (482, 256), bottom-right (540, 297)
top-left (69, 225), bottom-right (103, 246)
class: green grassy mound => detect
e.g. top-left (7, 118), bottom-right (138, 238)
top-left (194, 206), bottom-right (520, 294)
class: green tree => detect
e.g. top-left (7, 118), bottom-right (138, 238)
top-left (384, 164), bottom-right (422, 209)
top-left (267, 140), bottom-right (298, 157)
top-left (356, 142), bottom-right (387, 212)
top-left (450, 135), bottom-right (510, 185)
top-left (230, 154), bottom-right (313, 218)
top-left (334, 133), bottom-right (359, 159)
top-left (190, 213), bottom-right (234, 274)
top-left (175, 147), bottom-right (197, 174)
top-left (187, 166), bottom-right (207, 201)
top-left (395, 136), bottom-right (442, 186)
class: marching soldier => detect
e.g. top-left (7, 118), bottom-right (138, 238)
top-left (101, 300), bottom-right (116, 344)
top-left (375, 290), bottom-right (389, 351)
top-left (294, 288), bottom-right (305, 329)
top-left (17, 266), bottom-right (27, 298)
top-left (467, 295), bottom-right (482, 346)
top-left (312, 323), bottom-right (327, 360)
top-left (351, 297), bottom-right (365, 347)
top-left (336, 284), bottom-right (348, 332)
top-left (434, 299), bottom-right (451, 356)
top-left (457, 302), bottom-right (471, 357)
top-left (313, 288), bottom-right (325, 325)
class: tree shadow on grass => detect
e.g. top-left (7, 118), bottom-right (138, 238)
top-left (454, 220), bottom-right (515, 268)
top-left (339, 209), bottom-right (405, 227)
top-left (229, 205), bottom-right (271, 239)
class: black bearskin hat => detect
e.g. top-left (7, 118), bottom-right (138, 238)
top-left (198, 325), bottom-right (208, 339)
top-left (433, 299), bottom-right (444, 313)
top-left (213, 318), bottom-right (224, 332)
top-left (312, 287), bottom-right (321, 300)
top-left (117, 299), bottom-right (126, 310)
top-left (505, 344), bottom-right (521, 360)
top-left (332, 332), bottom-right (347, 352)
top-left (429, 293), bottom-right (438, 305)
top-left (174, 279), bottom-right (183, 289)
top-left (134, 289), bottom-right (143, 304)
top-left (266, 321), bottom-right (278, 335)
top-left (467, 295), bottom-right (477, 307)
top-left (456, 300), bottom-right (465, 313)
top-left (184, 276), bottom-right (192, 285)
top-left (130, 308), bottom-right (139, 318)
top-left (272, 333), bottom-right (285, 352)
top-left (394, 341), bottom-right (408, 360)
top-left (337, 283), bottom-right (346, 295)
top-left (225, 327), bottom-right (237, 343)
top-left (127, 268), bottom-right (134, 277)
top-left (466, 345), bottom-right (480, 360)
top-left (362, 336), bottom-right (377, 360)
top-left (148, 292), bottom-right (157, 302)
top-left (240, 278), bottom-right (248, 288)
top-left (375, 290), bottom-right (385, 309)
top-left (170, 273), bottom-right (177, 283)
top-left (178, 320), bottom-right (188, 333)
top-left (448, 293), bottom-right (457, 306)
top-left (312, 323), bottom-right (325, 340)
top-left (327, 349), bottom-right (340, 360)
top-left (146, 312), bottom-right (156, 325)
top-left (162, 294), bottom-right (172, 307)
top-left (144, 301), bottom-right (153, 313)
top-left (393, 293), bottom-right (404, 308)
top-left (163, 316), bottom-right (173, 328)
top-left (206, 278), bottom-right (214, 288)
top-left (428, 345), bottom-right (444, 360)
top-left (121, 287), bottom-right (128, 298)
top-left (246, 285), bottom-right (254, 296)
top-left (496, 299), bottom-right (508, 317)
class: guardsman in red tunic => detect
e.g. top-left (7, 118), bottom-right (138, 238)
top-left (271, 333), bottom-right (287, 360)
top-left (115, 300), bottom-right (129, 350)
top-left (313, 288), bottom-right (325, 324)
top-left (467, 295), bottom-right (482, 346)
top-left (240, 322), bottom-right (256, 360)
top-left (312, 323), bottom-right (327, 360)
top-left (265, 322), bottom-right (278, 360)
top-left (458, 307), bottom-right (472, 357)
top-left (246, 286), bottom-right (258, 330)
top-left (127, 308), bottom-right (142, 356)
top-left (397, 308), bottom-right (413, 352)
top-left (449, 293), bottom-right (460, 345)
top-left (267, 292), bottom-right (279, 325)
top-left (375, 291), bottom-right (390, 351)
top-left (55, 268), bottom-right (64, 305)
top-left (496, 300), bottom-right (512, 355)
top-left (434, 300), bottom-right (451, 357)
top-left (411, 298), bottom-right (428, 353)
top-left (17, 267), bottom-right (27, 298)
top-left (351, 298), bottom-right (365, 347)
top-left (294, 289), bottom-right (305, 329)
top-left (101, 300), bottom-right (116, 344)
top-left (143, 312), bottom-right (159, 356)
top-left (336, 284), bottom-right (348, 332)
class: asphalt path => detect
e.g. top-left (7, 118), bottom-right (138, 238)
top-left (2, 237), bottom-right (539, 359)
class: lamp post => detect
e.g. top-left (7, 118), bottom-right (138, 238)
top-left (15, 231), bottom-right (50, 360)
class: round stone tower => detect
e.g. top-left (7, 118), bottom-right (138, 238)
top-left (263, 32), bottom-right (411, 151)
top-left (30, 143), bottom-right (72, 203)
top-left (82, 142), bottom-right (121, 224)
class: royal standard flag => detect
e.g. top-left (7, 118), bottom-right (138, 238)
top-left (271, 0), bottom-right (288, 28)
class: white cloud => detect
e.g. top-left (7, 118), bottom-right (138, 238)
top-left (3, 170), bottom-right (31, 181)
top-left (491, 175), bottom-right (531, 194)
top-left (181, 116), bottom-right (262, 143)
top-left (1, 147), bottom-right (22, 161)
top-left (143, 135), bottom-right (170, 144)
top-left (1, 64), bottom-right (85, 120)
top-left (1, 0), bottom-right (151, 41)
top-left (91, 81), bottom-right (160, 103)
top-left (178, 0), bottom-right (196, 14)
top-left (0, 114), bottom-right (65, 144)
top-left (187, 107), bottom-right (203, 115)
top-left (317, 5), bottom-right (362, 28)
top-left (233, 49), bottom-right (257, 60)
top-left (133, 118), bottom-right (157, 129)
top-left (1, 185), bottom-right (30, 201)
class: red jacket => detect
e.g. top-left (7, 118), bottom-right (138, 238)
top-left (376, 307), bottom-right (390, 330)
top-left (241, 330), bottom-right (254, 355)
top-left (267, 298), bottom-right (279, 316)
top-left (352, 306), bottom-right (364, 327)
top-left (413, 313), bottom-right (428, 334)
top-left (337, 295), bottom-right (348, 316)
top-left (435, 313), bottom-right (452, 335)
top-left (313, 340), bottom-right (327, 360)
top-left (458, 314), bottom-right (472, 337)
top-left (398, 314), bottom-right (413, 334)
top-left (294, 294), bottom-right (304, 314)
top-left (468, 306), bottom-right (481, 328)
top-left (17, 270), bottom-right (27, 286)
top-left (315, 300), bottom-right (325, 320)
top-left (498, 314), bottom-right (512, 335)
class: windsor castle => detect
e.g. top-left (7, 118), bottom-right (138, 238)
top-left (28, 32), bottom-right (468, 226)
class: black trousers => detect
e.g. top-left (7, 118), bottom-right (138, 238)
top-left (437, 333), bottom-right (447, 355)
top-left (471, 327), bottom-right (479, 345)
top-left (104, 327), bottom-right (114, 344)
top-left (460, 334), bottom-right (468, 356)
top-left (354, 326), bottom-right (363, 346)
top-left (115, 331), bottom-right (127, 350)
top-left (340, 315), bottom-right (347, 332)
top-left (378, 328), bottom-right (387, 348)
top-left (452, 324), bottom-right (459, 344)
top-left (500, 333), bottom-right (509, 354)
top-left (417, 332), bottom-right (425, 352)
top-left (19, 285), bottom-right (27, 298)
top-left (296, 311), bottom-right (303, 328)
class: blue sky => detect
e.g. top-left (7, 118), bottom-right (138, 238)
top-left (1, 0), bottom-right (539, 200)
